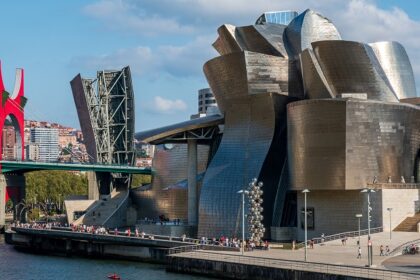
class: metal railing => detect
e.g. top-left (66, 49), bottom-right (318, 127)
top-left (168, 249), bottom-right (419, 280)
top-left (297, 227), bottom-right (383, 247)
top-left (168, 244), bottom-right (239, 255)
top-left (11, 226), bottom-right (200, 244)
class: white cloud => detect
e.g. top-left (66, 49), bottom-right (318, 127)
top-left (148, 96), bottom-right (187, 114)
top-left (70, 35), bottom-right (217, 78)
top-left (82, 0), bottom-right (420, 93)
top-left (83, 0), bottom-right (194, 35)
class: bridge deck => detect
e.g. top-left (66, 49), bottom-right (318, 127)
top-left (0, 160), bottom-right (152, 174)
top-left (10, 227), bottom-right (193, 248)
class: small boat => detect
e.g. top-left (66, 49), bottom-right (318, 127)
top-left (107, 273), bottom-right (121, 280)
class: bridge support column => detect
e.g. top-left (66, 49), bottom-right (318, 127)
top-left (0, 175), bottom-right (6, 228)
top-left (87, 172), bottom-right (100, 200)
top-left (187, 139), bottom-right (198, 226)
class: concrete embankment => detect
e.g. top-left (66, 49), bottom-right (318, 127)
top-left (6, 227), bottom-right (193, 263)
top-left (166, 251), bottom-right (420, 280)
top-left (167, 256), bottom-right (367, 280)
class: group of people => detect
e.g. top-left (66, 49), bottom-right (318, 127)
top-left (13, 221), bottom-right (62, 230)
top-left (198, 236), bottom-right (269, 250)
top-left (139, 216), bottom-right (183, 226)
top-left (379, 245), bottom-right (391, 256)
top-left (402, 243), bottom-right (419, 255)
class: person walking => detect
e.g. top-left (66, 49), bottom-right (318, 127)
top-left (357, 246), bottom-right (362, 259)
top-left (380, 245), bottom-right (384, 256)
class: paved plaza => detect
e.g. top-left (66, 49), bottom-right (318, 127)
top-left (194, 232), bottom-right (420, 270)
top-left (263, 232), bottom-right (420, 268)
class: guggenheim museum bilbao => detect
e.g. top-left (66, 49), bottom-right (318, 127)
top-left (134, 9), bottom-right (420, 241)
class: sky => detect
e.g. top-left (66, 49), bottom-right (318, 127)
top-left (0, 0), bottom-right (420, 131)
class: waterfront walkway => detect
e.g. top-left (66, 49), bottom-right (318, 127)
top-left (9, 226), bottom-right (197, 248)
top-left (255, 232), bottom-right (420, 268)
top-left (168, 231), bottom-right (420, 279)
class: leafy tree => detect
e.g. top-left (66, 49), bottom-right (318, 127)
top-left (131, 174), bottom-right (152, 188)
top-left (25, 170), bottom-right (88, 208)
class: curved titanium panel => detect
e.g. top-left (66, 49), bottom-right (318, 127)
top-left (213, 24), bottom-right (288, 57)
top-left (254, 23), bottom-right (288, 57)
top-left (284, 9), bottom-right (341, 57)
top-left (236, 25), bottom-right (286, 57)
top-left (212, 24), bottom-right (243, 56)
top-left (300, 49), bottom-right (334, 99)
top-left (312, 40), bottom-right (399, 102)
top-left (132, 144), bottom-right (209, 221)
top-left (204, 51), bottom-right (302, 115)
top-left (288, 99), bottom-right (420, 190)
top-left (369, 41), bottom-right (417, 99)
top-left (199, 51), bottom-right (297, 238)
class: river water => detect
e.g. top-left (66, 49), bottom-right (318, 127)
top-left (0, 235), bottom-right (211, 280)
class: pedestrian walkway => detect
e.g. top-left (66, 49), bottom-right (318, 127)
top-left (168, 231), bottom-right (420, 279)
top-left (259, 232), bottom-right (420, 268)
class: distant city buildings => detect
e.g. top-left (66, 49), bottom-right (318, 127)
top-left (2, 126), bottom-right (17, 160)
top-left (25, 143), bottom-right (39, 161)
top-left (30, 127), bottom-right (59, 162)
top-left (198, 88), bottom-right (218, 114)
top-left (22, 120), bottom-right (89, 163)
top-left (191, 88), bottom-right (220, 119)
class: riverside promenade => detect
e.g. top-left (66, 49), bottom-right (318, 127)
top-left (167, 232), bottom-right (420, 280)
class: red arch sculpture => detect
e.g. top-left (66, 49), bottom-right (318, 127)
top-left (0, 61), bottom-right (26, 203)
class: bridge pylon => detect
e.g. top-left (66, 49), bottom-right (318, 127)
top-left (0, 61), bottom-right (27, 228)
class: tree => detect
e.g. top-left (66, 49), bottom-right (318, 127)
top-left (25, 170), bottom-right (88, 209)
top-left (131, 174), bottom-right (152, 188)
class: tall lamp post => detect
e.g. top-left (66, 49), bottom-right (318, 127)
top-left (237, 189), bottom-right (249, 256)
top-left (387, 208), bottom-right (393, 240)
top-left (302, 189), bottom-right (310, 262)
top-left (355, 214), bottom-right (363, 245)
top-left (361, 188), bottom-right (375, 267)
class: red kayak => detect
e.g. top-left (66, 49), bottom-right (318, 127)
top-left (107, 273), bottom-right (121, 280)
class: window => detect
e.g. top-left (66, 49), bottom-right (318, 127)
top-left (300, 207), bottom-right (315, 230)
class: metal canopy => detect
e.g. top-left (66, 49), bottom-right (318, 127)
top-left (135, 114), bottom-right (224, 145)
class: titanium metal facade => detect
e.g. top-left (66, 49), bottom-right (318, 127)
top-left (288, 99), bottom-right (420, 190)
top-left (135, 8), bottom-right (419, 239)
top-left (131, 144), bottom-right (210, 221)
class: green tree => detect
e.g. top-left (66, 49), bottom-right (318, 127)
top-left (131, 174), bottom-right (152, 188)
top-left (25, 170), bottom-right (88, 208)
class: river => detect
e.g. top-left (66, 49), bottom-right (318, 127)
top-left (0, 235), bottom-right (211, 280)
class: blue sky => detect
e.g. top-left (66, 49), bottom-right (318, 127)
top-left (1, 0), bottom-right (419, 131)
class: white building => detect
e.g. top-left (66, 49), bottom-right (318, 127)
top-left (24, 143), bottom-right (39, 161)
top-left (30, 128), bottom-right (59, 162)
top-left (198, 88), bottom-right (218, 115)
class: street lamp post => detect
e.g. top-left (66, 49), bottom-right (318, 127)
top-left (237, 189), bottom-right (249, 256)
top-left (355, 214), bottom-right (363, 245)
top-left (361, 188), bottom-right (375, 267)
top-left (387, 208), bottom-right (393, 240)
top-left (302, 189), bottom-right (310, 262)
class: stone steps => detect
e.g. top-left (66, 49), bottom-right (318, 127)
top-left (394, 213), bottom-right (420, 232)
top-left (74, 189), bottom-right (127, 226)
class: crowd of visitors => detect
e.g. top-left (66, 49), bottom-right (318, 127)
top-left (12, 222), bottom-right (270, 251)
top-left (198, 236), bottom-right (269, 250)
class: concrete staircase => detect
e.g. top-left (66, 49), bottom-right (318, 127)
top-left (394, 213), bottom-right (420, 232)
top-left (74, 189), bottom-right (127, 226)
